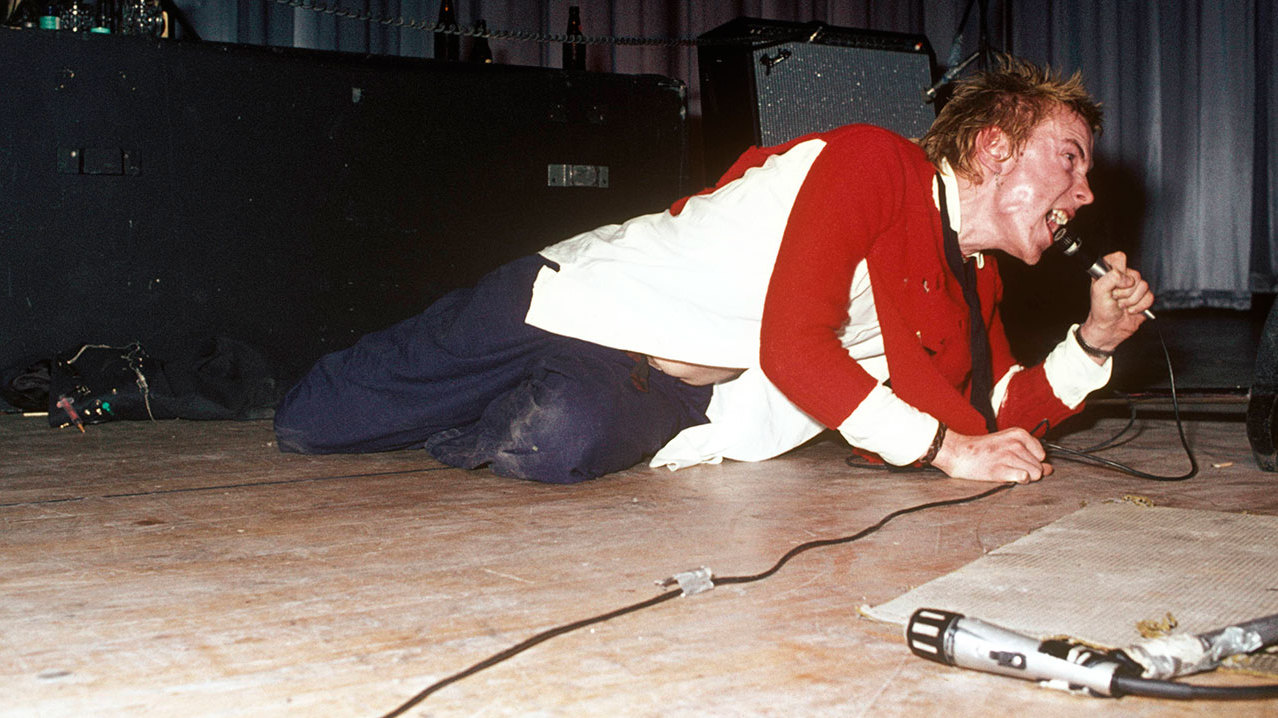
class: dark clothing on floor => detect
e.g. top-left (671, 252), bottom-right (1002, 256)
top-left (274, 255), bottom-right (713, 484)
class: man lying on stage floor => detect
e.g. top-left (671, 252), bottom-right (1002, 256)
top-left (272, 55), bottom-right (1154, 485)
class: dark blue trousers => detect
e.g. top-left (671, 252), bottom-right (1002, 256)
top-left (273, 255), bottom-right (713, 484)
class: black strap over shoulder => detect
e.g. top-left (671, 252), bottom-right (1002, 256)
top-left (936, 173), bottom-right (997, 432)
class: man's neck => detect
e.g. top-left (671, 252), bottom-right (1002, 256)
top-left (952, 171), bottom-right (995, 259)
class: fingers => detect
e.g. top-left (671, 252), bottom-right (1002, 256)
top-left (1097, 252), bottom-right (1138, 294)
top-left (1121, 270), bottom-right (1152, 309)
top-left (1119, 279), bottom-right (1154, 316)
top-left (1101, 250), bottom-right (1128, 275)
top-left (1091, 252), bottom-right (1155, 324)
top-left (931, 428), bottom-right (1052, 484)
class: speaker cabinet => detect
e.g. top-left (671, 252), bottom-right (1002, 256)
top-left (698, 17), bottom-right (936, 181)
top-left (0, 28), bottom-right (688, 385)
top-left (1248, 297), bottom-right (1278, 470)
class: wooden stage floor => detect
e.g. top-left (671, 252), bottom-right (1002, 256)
top-left (2, 410), bottom-right (1276, 717)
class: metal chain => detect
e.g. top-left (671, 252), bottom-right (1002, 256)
top-left (267, 0), bottom-right (801, 48)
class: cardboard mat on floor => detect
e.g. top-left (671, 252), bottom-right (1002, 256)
top-left (866, 500), bottom-right (1278, 675)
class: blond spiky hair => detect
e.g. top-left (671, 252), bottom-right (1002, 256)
top-left (919, 54), bottom-right (1103, 182)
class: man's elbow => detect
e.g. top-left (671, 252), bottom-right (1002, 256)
top-left (758, 341), bottom-right (798, 391)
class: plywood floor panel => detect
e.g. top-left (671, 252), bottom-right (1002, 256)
top-left (2, 413), bottom-right (1276, 716)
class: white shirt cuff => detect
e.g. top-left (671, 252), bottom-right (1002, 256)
top-left (991, 365), bottom-right (1020, 416)
top-left (837, 384), bottom-right (939, 466)
top-left (1043, 323), bottom-right (1113, 409)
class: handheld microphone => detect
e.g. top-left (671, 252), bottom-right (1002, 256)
top-left (906, 607), bottom-right (1278, 700)
top-left (1052, 227), bottom-right (1156, 320)
top-left (906, 608), bottom-right (1127, 696)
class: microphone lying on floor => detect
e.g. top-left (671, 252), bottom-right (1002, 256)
top-left (906, 607), bottom-right (1278, 700)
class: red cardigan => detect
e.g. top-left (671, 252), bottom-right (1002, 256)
top-left (692, 125), bottom-right (1080, 438)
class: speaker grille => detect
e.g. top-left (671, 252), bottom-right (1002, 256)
top-left (698, 18), bottom-right (937, 179)
top-left (752, 42), bottom-right (935, 145)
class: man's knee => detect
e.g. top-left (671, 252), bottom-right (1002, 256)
top-left (272, 372), bottom-right (374, 454)
top-left (429, 356), bottom-right (649, 484)
top-left (486, 369), bottom-right (627, 483)
top-left (272, 391), bottom-right (331, 454)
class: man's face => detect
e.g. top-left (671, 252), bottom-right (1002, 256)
top-left (981, 107), bottom-right (1095, 264)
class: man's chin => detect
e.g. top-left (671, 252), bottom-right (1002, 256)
top-left (1019, 235), bottom-right (1054, 265)
top-left (1000, 243), bottom-right (1044, 265)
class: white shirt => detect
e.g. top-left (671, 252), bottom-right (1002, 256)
top-left (525, 143), bottom-right (1111, 470)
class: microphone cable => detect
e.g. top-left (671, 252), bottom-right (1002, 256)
top-left (376, 482), bottom-right (1014, 717)
top-left (1044, 324), bottom-right (1199, 482)
top-left (382, 256), bottom-right (1209, 714)
top-left (843, 321), bottom-right (1199, 482)
top-left (378, 320), bottom-right (1217, 715)
top-left (1111, 675), bottom-right (1278, 700)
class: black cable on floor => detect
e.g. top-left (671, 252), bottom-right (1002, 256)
top-left (715, 482), bottom-right (1013, 586)
top-left (1045, 325), bottom-right (1199, 481)
top-left (1112, 675), bottom-right (1278, 700)
top-left (377, 482), bottom-right (1015, 717)
top-left (846, 326), bottom-right (1201, 483)
top-left (381, 321), bottom-right (1224, 713)
top-left (379, 590), bottom-right (682, 718)
top-left (1073, 399), bottom-right (1139, 453)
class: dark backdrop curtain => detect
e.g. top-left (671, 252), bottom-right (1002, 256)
top-left (175, 0), bottom-right (1276, 310)
top-left (1010, 1), bottom-right (1277, 309)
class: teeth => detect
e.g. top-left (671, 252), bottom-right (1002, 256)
top-left (1048, 209), bottom-right (1069, 226)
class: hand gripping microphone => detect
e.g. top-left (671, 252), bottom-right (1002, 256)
top-left (1052, 227), bottom-right (1156, 320)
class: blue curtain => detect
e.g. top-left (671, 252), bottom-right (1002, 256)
top-left (1010, 0), bottom-right (1276, 309)
top-left (174, 0), bottom-right (1275, 310)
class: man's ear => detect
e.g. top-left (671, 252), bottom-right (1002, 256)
top-left (974, 126), bottom-right (1012, 178)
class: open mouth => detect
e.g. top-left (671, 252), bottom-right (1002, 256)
top-left (1046, 208), bottom-right (1070, 242)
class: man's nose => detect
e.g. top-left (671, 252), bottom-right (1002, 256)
top-left (1075, 176), bottom-right (1095, 206)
